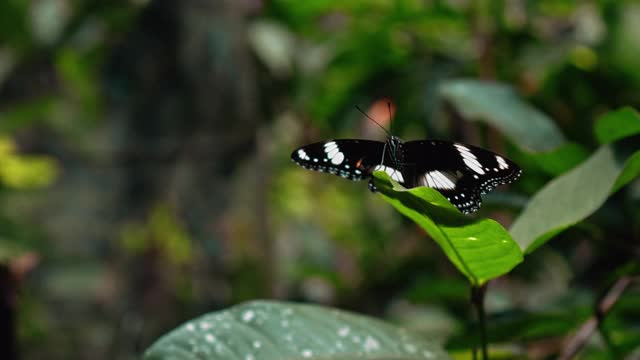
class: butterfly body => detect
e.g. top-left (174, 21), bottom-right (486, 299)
top-left (291, 137), bottom-right (521, 214)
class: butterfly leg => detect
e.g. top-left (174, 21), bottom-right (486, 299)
top-left (368, 178), bottom-right (378, 192)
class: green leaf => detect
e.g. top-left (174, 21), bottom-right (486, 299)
top-left (0, 97), bottom-right (57, 134)
top-left (613, 150), bottom-right (640, 192)
top-left (594, 106), bottom-right (640, 144)
top-left (372, 172), bottom-right (523, 286)
top-left (144, 300), bottom-right (451, 360)
top-left (531, 142), bottom-right (590, 176)
top-left (0, 0), bottom-right (31, 50)
top-left (439, 79), bottom-right (565, 152)
top-left (510, 145), bottom-right (640, 254)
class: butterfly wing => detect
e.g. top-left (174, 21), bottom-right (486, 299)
top-left (291, 139), bottom-right (387, 181)
top-left (402, 140), bottom-right (522, 213)
top-left (292, 138), bottom-right (522, 214)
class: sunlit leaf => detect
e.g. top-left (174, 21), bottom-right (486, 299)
top-left (372, 172), bottom-right (522, 286)
top-left (0, 136), bottom-right (58, 189)
top-left (144, 300), bottom-right (451, 360)
top-left (439, 79), bottom-right (565, 152)
top-left (1, 156), bottom-right (58, 189)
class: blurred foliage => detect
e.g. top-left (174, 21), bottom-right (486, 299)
top-left (0, 0), bottom-right (639, 359)
top-left (0, 136), bottom-right (58, 190)
top-left (120, 203), bottom-right (193, 267)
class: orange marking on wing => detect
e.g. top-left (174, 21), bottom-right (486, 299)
top-left (356, 158), bottom-right (364, 169)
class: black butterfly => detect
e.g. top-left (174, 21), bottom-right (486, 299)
top-left (291, 136), bottom-right (521, 214)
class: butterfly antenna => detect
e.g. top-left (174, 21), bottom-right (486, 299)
top-left (356, 105), bottom-right (391, 137)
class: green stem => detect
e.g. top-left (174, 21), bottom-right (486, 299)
top-left (471, 284), bottom-right (489, 360)
top-left (597, 321), bottom-right (618, 358)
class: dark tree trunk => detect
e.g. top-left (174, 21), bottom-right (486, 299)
top-left (0, 265), bottom-right (17, 360)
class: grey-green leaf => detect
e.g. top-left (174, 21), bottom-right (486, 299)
top-left (372, 172), bottom-right (523, 286)
top-left (439, 79), bottom-right (565, 152)
top-left (144, 300), bottom-right (451, 360)
top-left (510, 145), bottom-right (640, 254)
top-left (511, 107), bottom-right (640, 253)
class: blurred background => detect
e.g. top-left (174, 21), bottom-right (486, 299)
top-left (1, 0), bottom-right (639, 359)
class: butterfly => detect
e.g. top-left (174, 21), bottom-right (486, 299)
top-left (291, 136), bottom-right (522, 214)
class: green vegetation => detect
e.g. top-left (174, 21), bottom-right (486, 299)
top-left (1, 1), bottom-right (639, 359)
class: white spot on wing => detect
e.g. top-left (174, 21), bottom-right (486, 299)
top-left (454, 144), bottom-right (470, 152)
top-left (496, 155), bottom-right (509, 169)
top-left (297, 149), bottom-right (311, 161)
top-left (324, 141), bottom-right (345, 165)
top-left (456, 143), bottom-right (485, 174)
top-left (331, 152), bottom-right (345, 165)
top-left (464, 158), bottom-right (485, 174)
top-left (423, 170), bottom-right (456, 190)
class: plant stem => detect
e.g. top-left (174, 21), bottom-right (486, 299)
top-left (558, 276), bottom-right (634, 360)
top-left (598, 321), bottom-right (618, 358)
top-left (471, 284), bottom-right (489, 360)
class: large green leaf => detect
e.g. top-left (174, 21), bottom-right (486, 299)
top-left (510, 145), bottom-right (640, 254)
top-left (372, 172), bottom-right (523, 286)
top-left (144, 300), bottom-right (451, 360)
top-left (439, 79), bottom-right (565, 152)
top-left (594, 106), bottom-right (640, 144)
top-left (511, 107), bottom-right (640, 253)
